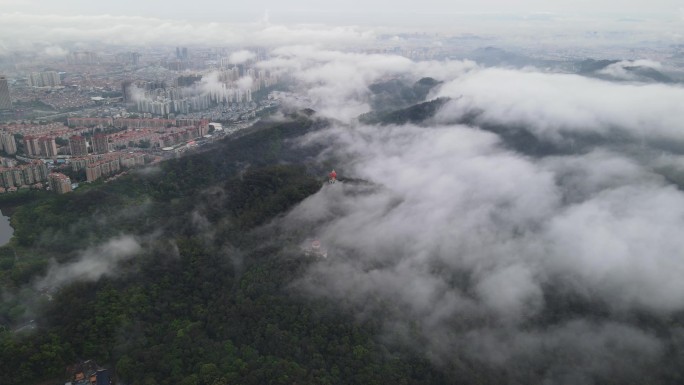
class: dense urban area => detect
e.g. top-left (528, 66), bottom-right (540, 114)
top-left (0, 46), bottom-right (286, 193)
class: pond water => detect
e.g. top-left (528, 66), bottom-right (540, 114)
top-left (0, 209), bottom-right (14, 246)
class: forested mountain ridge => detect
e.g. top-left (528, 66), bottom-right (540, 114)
top-left (0, 113), bottom-right (457, 385)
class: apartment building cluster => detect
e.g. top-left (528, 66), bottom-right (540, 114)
top-left (107, 124), bottom-right (207, 150)
top-left (159, 125), bottom-right (209, 147)
top-left (113, 118), bottom-right (176, 129)
top-left (0, 132), bottom-right (17, 154)
top-left (108, 129), bottom-right (159, 149)
top-left (121, 63), bottom-right (277, 117)
top-left (25, 133), bottom-right (103, 159)
top-left (28, 71), bottom-right (61, 87)
top-left (115, 51), bottom-right (141, 66)
top-left (123, 78), bottom-right (213, 116)
top-left (23, 135), bottom-right (58, 157)
top-left (68, 134), bottom-right (109, 156)
top-left (67, 51), bottom-right (98, 65)
top-left (36, 87), bottom-right (94, 110)
top-left (205, 65), bottom-right (282, 106)
top-left (69, 135), bottom-right (88, 156)
top-left (66, 117), bottom-right (114, 128)
top-left (67, 117), bottom-right (207, 129)
top-left (86, 157), bottom-right (121, 182)
top-left (218, 66), bottom-right (279, 91)
top-left (1, 122), bottom-right (70, 137)
top-left (0, 157), bottom-right (16, 168)
top-left (66, 117), bottom-right (209, 150)
top-left (48, 172), bottom-right (72, 194)
top-left (136, 93), bottom-right (211, 116)
top-left (71, 152), bottom-right (146, 182)
top-left (0, 161), bottom-right (49, 192)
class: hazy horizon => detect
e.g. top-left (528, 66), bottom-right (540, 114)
top-left (1, 0), bottom-right (682, 55)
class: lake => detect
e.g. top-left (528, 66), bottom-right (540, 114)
top-left (0, 209), bottom-right (13, 246)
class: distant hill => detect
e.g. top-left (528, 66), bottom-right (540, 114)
top-left (575, 59), bottom-right (620, 73)
top-left (360, 96), bottom-right (608, 157)
top-left (368, 77), bottom-right (442, 112)
top-left (412, 77), bottom-right (441, 100)
top-left (466, 49), bottom-right (677, 84)
top-left (575, 59), bottom-right (674, 83)
top-left (359, 97), bottom-right (450, 125)
top-left (622, 65), bottom-right (674, 83)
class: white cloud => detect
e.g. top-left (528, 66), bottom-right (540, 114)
top-left (545, 183), bottom-right (684, 312)
top-left (261, 49), bottom-right (684, 379)
top-left (0, 13), bottom-right (378, 54)
top-left (434, 67), bottom-right (684, 143)
top-left (236, 76), bottom-right (254, 90)
top-left (595, 59), bottom-right (665, 81)
top-left (228, 49), bottom-right (256, 64)
top-left (42, 45), bottom-right (67, 57)
top-left (36, 235), bottom-right (141, 289)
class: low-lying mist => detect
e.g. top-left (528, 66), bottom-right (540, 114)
top-left (269, 48), bottom-right (684, 383)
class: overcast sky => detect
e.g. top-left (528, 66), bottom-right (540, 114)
top-left (2, 0), bottom-right (683, 22)
top-left (0, 0), bottom-right (681, 55)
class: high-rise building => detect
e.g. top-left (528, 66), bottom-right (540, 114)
top-left (48, 172), bottom-right (72, 194)
top-left (22, 167), bottom-right (35, 185)
top-left (122, 81), bottom-right (134, 103)
top-left (115, 52), bottom-right (140, 66)
top-left (67, 51), bottom-right (98, 65)
top-left (0, 132), bottom-right (17, 155)
top-left (0, 157), bottom-right (16, 168)
top-left (0, 162), bottom-right (48, 188)
top-left (0, 75), bottom-right (11, 110)
top-left (0, 169), bottom-right (13, 188)
top-left (35, 162), bottom-right (49, 181)
top-left (38, 137), bottom-right (58, 158)
top-left (23, 136), bottom-right (41, 157)
top-left (176, 74), bottom-right (202, 87)
top-left (175, 47), bottom-right (189, 60)
top-left (69, 135), bottom-right (88, 156)
top-left (70, 158), bottom-right (88, 171)
top-left (92, 134), bottom-right (109, 154)
top-left (12, 169), bottom-right (24, 186)
top-left (28, 71), bottom-right (61, 87)
top-left (86, 163), bottom-right (101, 182)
